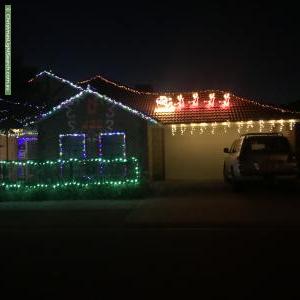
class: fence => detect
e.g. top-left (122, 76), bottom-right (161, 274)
top-left (0, 157), bottom-right (140, 190)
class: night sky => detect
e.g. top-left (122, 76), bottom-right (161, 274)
top-left (12, 1), bottom-right (300, 104)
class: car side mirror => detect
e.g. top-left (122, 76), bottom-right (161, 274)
top-left (224, 147), bottom-right (229, 153)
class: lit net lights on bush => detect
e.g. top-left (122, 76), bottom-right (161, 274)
top-left (59, 133), bottom-right (87, 159)
top-left (0, 157), bottom-right (140, 190)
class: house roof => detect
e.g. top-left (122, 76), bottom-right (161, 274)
top-left (26, 71), bottom-right (300, 126)
top-left (26, 71), bottom-right (159, 125)
top-left (27, 71), bottom-right (83, 107)
top-left (78, 75), bottom-right (300, 124)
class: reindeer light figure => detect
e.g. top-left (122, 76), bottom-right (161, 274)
top-left (220, 93), bottom-right (230, 108)
top-left (175, 94), bottom-right (185, 109)
top-left (190, 92), bottom-right (199, 107)
top-left (206, 93), bottom-right (215, 108)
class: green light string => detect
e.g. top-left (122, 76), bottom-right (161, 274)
top-left (0, 157), bottom-right (137, 166)
top-left (0, 157), bottom-right (140, 190)
top-left (1, 179), bottom-right (139, 191)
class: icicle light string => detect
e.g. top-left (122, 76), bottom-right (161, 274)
top-left (169, 119), bottom-right (297, 135)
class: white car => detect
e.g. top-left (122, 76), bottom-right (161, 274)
top-left (223, 133), bottom-right (299, 186)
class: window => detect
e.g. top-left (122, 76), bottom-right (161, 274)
top-left (17, 136), bottom-right (38, 160)
top-left (99, 132), bottom-right (126, 159)
top-left (59, 134), bottom-right (86, 159)
top-left (243, 136), bottom-right (290, 155)
top-left (230, 140), bottom-right (239, 153)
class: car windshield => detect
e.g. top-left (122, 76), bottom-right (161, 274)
top-left (242, 136), bottom-right (291, 155)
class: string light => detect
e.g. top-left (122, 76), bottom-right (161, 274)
top-left (78, 74), bottom-right (158, 95)
top-left (59, 133), bottom-right (86, 159)
top-left (246, 120), bottom-right (254, 131)
top-left (79, 73), bottom-right (300, 118)
top-left (0, 97), bottom-right (46, 110)
top-left (259, 120), bottom-right (265, 132)
top-left (0, 130), bottom-right (38, 137)
top-left (237, 121), bottom-right (244, 133)
top-left (190, 123), bottom-right (196, 135)
top-left (25, 88), bottom-right (158, 126)
top-left (86, 88), bottom-right (158, 123)
top-left (199, 123), bottom-right (208, 135)
top-left (25, 71), bottom-right (300, 128)
top-left (0, 156), bottom-right (137, 166)
top-left (211, 122), bottom-right (217, 134)
top-left (0, 116), bottom-right (8, 123)
top-left (0, 157), bottom-right (140, 190)
top-left (171, 124), bottom-right (177, 136)
top-left (278, 119), bottom-right (284, 132)
top-left (99, 131), bottom-right (126, 158)
top-left (28, 70), bottom-right (84, 92)
top-left (180, 124), bottom-right (186, 135)
top-left (169, 119), bottom-right (298, 136)
top-left (1, 179), bottom-right (139, 191)
top-left (269, 120), bottom-right (276, 132)
top-left (78, 74), bottom-right (299, 118)
top-left (289, 119), bottom-right (296, 130)
top-left (24, 91), bottom-right (87, 126)
top-left (221, 121), bottom-right (230, 133)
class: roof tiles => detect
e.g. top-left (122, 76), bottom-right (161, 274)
top-left (79, 76), bottom-right (300, 124)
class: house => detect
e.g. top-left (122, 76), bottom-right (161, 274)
top-left (0, 97), bottom-right (40, 160)
top-left (24, 71), bottom-right (300, 181)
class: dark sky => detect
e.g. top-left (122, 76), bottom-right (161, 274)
top-left (13, 1), bottom-right (300, 104)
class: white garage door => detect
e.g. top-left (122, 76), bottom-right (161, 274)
top-left (164, 123), bottom-right (295, 181)
top-left (164, 126), bottom-right (236, 180)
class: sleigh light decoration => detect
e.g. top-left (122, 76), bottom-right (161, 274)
top-left (154, 92), bottom-right (231, 113)
top-left (155, 96), bottom-right (176, 112)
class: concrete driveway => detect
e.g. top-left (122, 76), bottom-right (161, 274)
top-left (1, 182), bottom-right (300, 298)
top-left (0, 181), bottom-right (299, 228)
top-left (126, 181), bottom-right (300, 227)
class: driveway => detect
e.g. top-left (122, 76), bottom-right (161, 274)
top-left (0, 181), bottom-right (299, 228)
top-left (126, 181), bottom-right (300, 227)
top-left (1, 182), bottom-right (300, 298)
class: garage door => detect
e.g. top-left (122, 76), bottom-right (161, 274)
top-left (164, 123), bottom-right (295, 181)
top-left (164, 126), bottom-right (236, 180)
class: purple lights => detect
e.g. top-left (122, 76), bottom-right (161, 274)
top-left (17, 136), bottom-right (38, 160)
